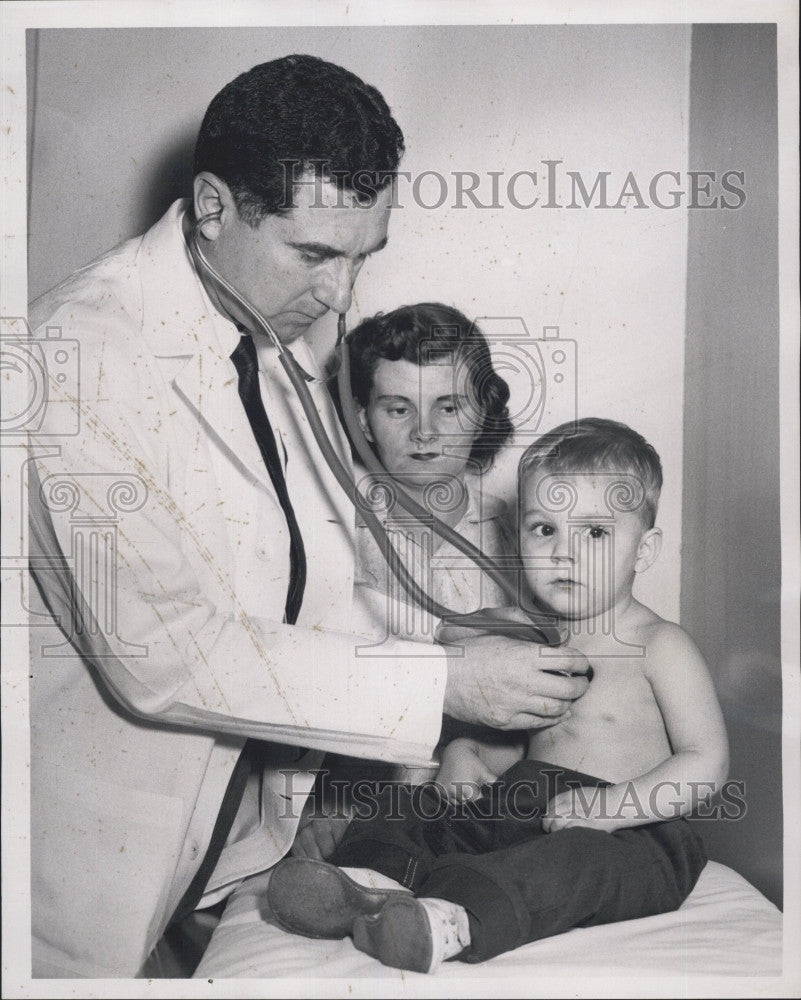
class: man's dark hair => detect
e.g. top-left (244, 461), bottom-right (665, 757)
top-left (345, 302), bottom-right (514, 471)
top-left (194, 54), bottom-right (405, 224)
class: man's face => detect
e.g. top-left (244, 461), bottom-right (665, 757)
top-left (519, 468), bottom-right (653, 622)
top-left (203, 176), bottom-right (392, 344)
top-left (357, 358), bottom-right (480, 486)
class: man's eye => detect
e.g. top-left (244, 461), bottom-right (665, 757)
top-left (387, 406), bottom-right (409, 417)
top-left (299, 252), bottom-right (325, 264)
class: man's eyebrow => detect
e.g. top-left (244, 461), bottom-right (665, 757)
top-left (289, 241), bottom-right (339, 259)
top-left (375, 393), bottom-right (412, 402)
top-left (289, 236), bottom-right (389, 258)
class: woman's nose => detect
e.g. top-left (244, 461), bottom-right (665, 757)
top-left (411, 414), bottom-right (436, 443)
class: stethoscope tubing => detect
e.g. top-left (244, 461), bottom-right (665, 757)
top-left (190, 212), bottom-right (562, 646)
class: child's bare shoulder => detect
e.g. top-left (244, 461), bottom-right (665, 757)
top-left (635, 605), bottom-right (707, 675)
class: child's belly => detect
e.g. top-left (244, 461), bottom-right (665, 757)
top-left (526, 659), bottom-right (672, 783)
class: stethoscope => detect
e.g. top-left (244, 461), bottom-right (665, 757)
top-left (189, 212), bottom-right (564, 648)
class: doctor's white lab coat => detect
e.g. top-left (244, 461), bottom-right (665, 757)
top-left (27, 201), bottom-right (446, 977)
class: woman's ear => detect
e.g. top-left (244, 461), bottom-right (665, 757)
top-left (355, 401), bottom-right (374, 443)
top-left (634, 527), bottom-right (663, 574)
top-left (192, 172), bottom-right (236, 239)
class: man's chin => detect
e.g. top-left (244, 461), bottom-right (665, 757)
top-left (250, 317), bottom-right (314, 346)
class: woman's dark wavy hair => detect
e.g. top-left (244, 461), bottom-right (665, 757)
top-left (194, 54), bottom-right (405, 224)
top-left (344, 302), bottom-right (514, 471)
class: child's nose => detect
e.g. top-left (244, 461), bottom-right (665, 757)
top-left (549, 535), bottom-right (572, 562)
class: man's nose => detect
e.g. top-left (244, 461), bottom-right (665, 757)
top-left (313, 258), bottom-right (355, 315)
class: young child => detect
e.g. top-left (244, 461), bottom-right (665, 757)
top-left (344, 302), bottom-right (516, 639)
top-left (268, 418), bottom-right (729, 972)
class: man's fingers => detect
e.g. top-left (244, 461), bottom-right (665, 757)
top-left (504, 714), bottom-right (565, 731)
top-left (530, 664), bottom-right (590, 698)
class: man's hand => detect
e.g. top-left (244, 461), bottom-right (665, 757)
top-left (441, 629), bottom-right (590, 731)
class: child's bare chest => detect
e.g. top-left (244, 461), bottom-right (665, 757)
top-left (527, 654), bottom-right (671, 782)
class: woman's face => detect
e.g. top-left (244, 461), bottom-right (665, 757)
top-left (357, 357), bottom-right (482, 485)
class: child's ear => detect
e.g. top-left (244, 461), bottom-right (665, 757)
top-left (634, 527), bottom-right (662, 574)
top-left (355, 401), bottom-right (374, 444)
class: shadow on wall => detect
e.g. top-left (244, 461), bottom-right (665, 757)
top-left (133, 129), bottom-right (196, 236)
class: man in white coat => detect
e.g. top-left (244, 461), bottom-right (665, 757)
top-left (27, 55), bottom-right (589, 977)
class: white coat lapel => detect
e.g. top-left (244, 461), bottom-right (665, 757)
top-left (136, 201), bottom-right (273, 493)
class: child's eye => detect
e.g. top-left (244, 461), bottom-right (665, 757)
top-left (586, 525), bottom-right (609, 540)
top-left (528, 522), bottom-right (555, 537)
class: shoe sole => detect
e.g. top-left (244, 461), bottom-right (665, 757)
top-left (352, 896), bottom-right (434, 973)
top-left (267, 857), bottom-right (408, 939)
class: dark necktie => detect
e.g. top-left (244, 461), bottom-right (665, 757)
top-left (168, 332), bottom-right (308, 929)
top-left (230, 331), bottom-right (307, 625)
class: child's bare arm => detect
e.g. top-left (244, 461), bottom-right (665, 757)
top-left (437, 736), bottom-right (526, 801)
top-left (546, 624), bottom-right (729, 832)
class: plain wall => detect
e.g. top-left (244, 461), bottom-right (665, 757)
top-left (27, 24), bottom-right (691, 621)
top-left (682, 24), bottom-right (782, 907)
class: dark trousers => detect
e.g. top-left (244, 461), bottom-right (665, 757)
top-left (330, 759), bottom-right (706, 963)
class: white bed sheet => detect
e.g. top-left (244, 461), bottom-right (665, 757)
top-left (194, 860), bottom-right (782, 983)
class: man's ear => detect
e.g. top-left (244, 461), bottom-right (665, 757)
top-left (192, 172), bottom-right (237, 240)
top-left (355, 401), bottom-right (374, 444)
top-left (634, 527), bottom-right (662, 574)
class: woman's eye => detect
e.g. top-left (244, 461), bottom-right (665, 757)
top-left (528, 523), bottom-right (554, 537)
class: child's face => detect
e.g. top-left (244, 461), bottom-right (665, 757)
top-left (519, 467), bottom-right (661, 621)
top-left (357, 357), bottom-right (480, 484)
